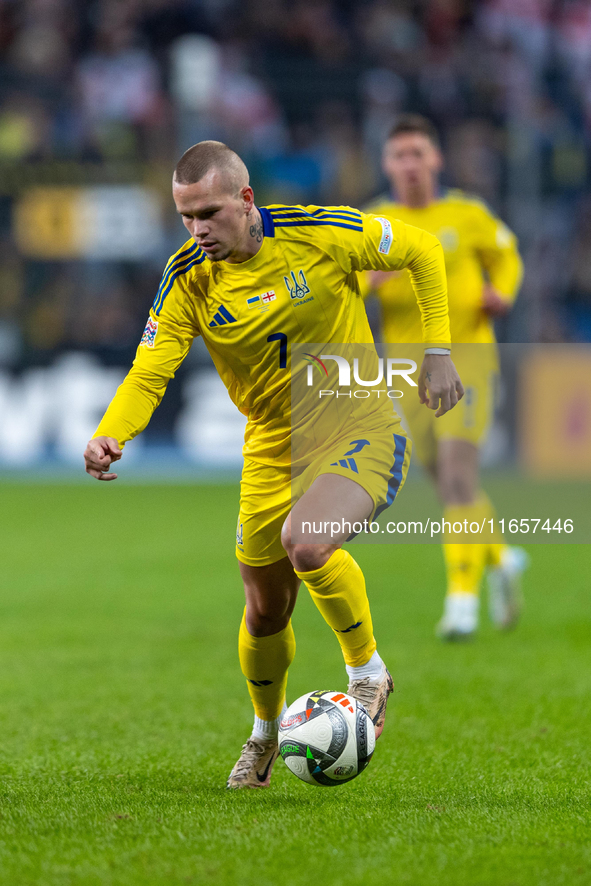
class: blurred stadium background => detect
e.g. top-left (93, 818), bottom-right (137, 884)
top-left (1, 10), bottom-right (590, 882)
top-left (1, 0), bottom-right (591, 473)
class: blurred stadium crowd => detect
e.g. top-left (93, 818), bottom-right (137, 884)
top-left (1, 0), bottom-right (591, 371)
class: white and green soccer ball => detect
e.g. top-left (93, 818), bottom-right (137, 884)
top-left (278, 690), bottom-right (375, 786)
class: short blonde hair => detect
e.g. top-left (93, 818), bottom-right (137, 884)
top-left (173, 141), bottom-right (249, 194)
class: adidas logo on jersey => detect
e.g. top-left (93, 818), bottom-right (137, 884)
top-left (329, 458), bottom-right (359, 473)
top-left (208, 305), bottom-right (237, 327)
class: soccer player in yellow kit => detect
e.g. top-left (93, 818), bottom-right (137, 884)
top-left (84, 140), bottom-right (463, 787)
top-left (365, 115), bottom-right (527, 640)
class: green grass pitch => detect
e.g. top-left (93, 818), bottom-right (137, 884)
top-left (0, 482), bottom-right (590, 886)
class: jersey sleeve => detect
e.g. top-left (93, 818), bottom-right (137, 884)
top-left (355, 212), bottom-right (450, 345)
top-left (268, 204), bottom-right (449, 343)
top-left (93, 274), bottom-right (200, 447)
top-left (472, 203), bottom-right (523, 303)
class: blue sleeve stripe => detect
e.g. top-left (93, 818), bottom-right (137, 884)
top-left (157, 243), bottom-right (200, 292)
top-left (153, 250), bottom-right (202, 313)
top-left (160, 242), bottom-right (199, 283)
top-left (156, 243), bottom-right (200, 302)
top-left (273, 212), bottom-right (363, 225)
top-left (273, 219), bottom-right (363, 232)
top-left (269, 206), bottom-right (362, 221)
top-left (271, 211), bottom-right (363, 224)
top-left (270, 205), bottom-right (361, 214)
top-left (153, 252), bottom-right (206, 315)
top-left (258, 207), bottom-right (275, 237)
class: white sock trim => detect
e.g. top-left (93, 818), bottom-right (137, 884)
top-left (346, 650), bottom-right (384, 683)
top-left (251, 701), bottom-right (287, 741)
top-left (443, 593), bottom-right (479, 631)
top-left (444, 592), bottom-right (479, 617)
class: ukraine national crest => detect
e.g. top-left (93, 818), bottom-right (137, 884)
top-left (140, 317), bottom-right (158, 348)
top-left (284, 269), bottom-right (310, 299)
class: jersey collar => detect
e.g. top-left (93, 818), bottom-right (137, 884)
top-left (258, 207), bottom-right (275, 238)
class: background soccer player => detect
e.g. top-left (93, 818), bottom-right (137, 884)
top-left (365, 115), bottom-right (527, 640)
top-left (84, 140), bottom-right (463, 787)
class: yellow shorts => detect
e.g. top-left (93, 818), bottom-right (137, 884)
top-left (399, 347), bottom-right (497, 468)
top-left (235, 423), bottom-right (411, 567)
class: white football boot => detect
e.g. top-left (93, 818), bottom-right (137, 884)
top-left (487, 546), bottom-right (529, 630)
top-left (436, 593), bottom-right (479, 641)
top-left (226, 737), bottom-right (279, 789)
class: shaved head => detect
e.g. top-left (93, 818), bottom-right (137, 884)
top-left (172, 141), bottom-right (259, 263)
top-left (173, 140), bottom-right (249, 195)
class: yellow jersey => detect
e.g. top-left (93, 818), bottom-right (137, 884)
top-left (94, 204), bottom-right (450, 466)
top-left (365, 190), bottom-right (523, 344)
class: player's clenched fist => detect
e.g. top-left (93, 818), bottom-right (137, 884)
top-left (418, 353), bottom-right (464, 417)
top-left (84, 436), bottom-right (122, 481)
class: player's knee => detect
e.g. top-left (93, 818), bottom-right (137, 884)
top-left (280, 523), bottom-right (329, 569)
top-left (246, 609), bottom-right (290, 636)
top-left (438, 472), bottom-right (475, 505)
top-left (285, 543), bottom-right (333, 574)
top-left (280, 521), bottom-right (293, 558)
top-left (245, 596), bottom-right (292, 635)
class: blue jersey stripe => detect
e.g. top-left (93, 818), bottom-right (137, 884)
top-left (372, 433), bottom-right (408, 522)
top-left (153, 255), bottom-right (197, 313)
top-left (387, 433), bottom-right (407, 504)
top-left (268, 206), bottom-right (362, 221)
top-left (270, 208), bottom-right (362, 219)
top-left (273, 219), bottom-right (363, 232)
top-left (153, 252), bottom-right (206, 316)
top-left (212, 311), bottom-right (226, 326)
top-left (154, 245), bottom-right (201, 312)
top-left (159, 242), bottom-right (197, 282)
top-left (270, 211), bottom-right (363, 224)
top-left (156, 243), bottom-right (200, 299)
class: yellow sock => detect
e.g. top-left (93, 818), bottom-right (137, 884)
top-left (443, 498), bottom-right (490, 596)
top-left (472, 491), bottom-right (507, 568)
top-left (295, 549), bottom-right (376, 667)
top-left (443, 492), bottom-right (511, 593)
top-left (443, 540), bottom-right (488, 596)
top-left (488, 544), bottom-right (505, 568)
top-left (238, 610), bottom-right (296, 721)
